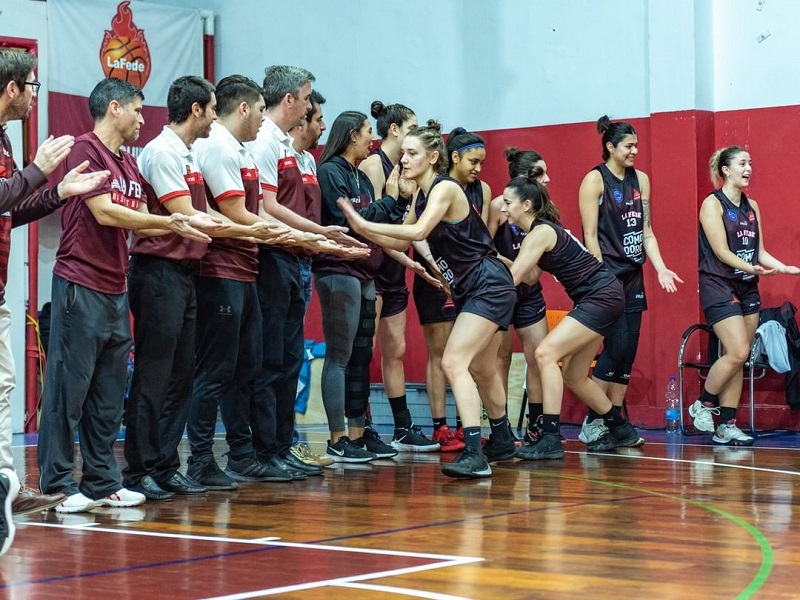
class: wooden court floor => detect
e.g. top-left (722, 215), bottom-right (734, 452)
top-left (2, 428), bottom-right (800, 599)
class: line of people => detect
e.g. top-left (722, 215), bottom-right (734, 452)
top-left (1, 50), bottom-right (799, 565)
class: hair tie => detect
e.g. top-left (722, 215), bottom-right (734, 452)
top-left (457, 142), bottom-right (485, 153)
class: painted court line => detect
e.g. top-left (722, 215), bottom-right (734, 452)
top-left (336, 581), bottom-right (474, 600)
top-left (204, 557), bottom-right (482, 599)
top-left (568, 449), bottom-right (800, 477)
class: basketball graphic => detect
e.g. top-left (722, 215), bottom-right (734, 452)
top-left (99, 1), bottom-right (152, 89)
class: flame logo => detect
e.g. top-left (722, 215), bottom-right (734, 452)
top-left (99, 1), bottom-right (152, 90)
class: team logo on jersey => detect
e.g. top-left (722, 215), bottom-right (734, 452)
top-left (100, 2), bottom-right (152, 90)
top-left (613, 189), bottom-right (624, 204)
top-left (747, 211), bottom-right (755, 222)
top-left (632, 190), bottom-right (641, 201)
top-left (726, 209), bottom-right (738, 222)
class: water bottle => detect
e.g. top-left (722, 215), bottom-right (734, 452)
top-left (665, 375), bottom-right (680, 433)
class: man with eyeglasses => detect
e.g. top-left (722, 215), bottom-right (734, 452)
top-left (0, 49), bottom-right (110, 555)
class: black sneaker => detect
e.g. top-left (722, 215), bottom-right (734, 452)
top-left (609, 422), bottom-right (645, 447)
top-left (355, 427), bottom-right (398, 458)
top-left (482, 434), bottom-right (518, 462)
top-left (261, 455), bottom-right (307, 480)
top-left (187, 455), bottom-right (239, 491)
top-left (326, 436), bottom-right (377, 463)
top-left (280, 451), bottom-right (324, 476)
top-left (224, 453), bottom-right (292, 482)
top-left (516, 433), bottom-right (565, 460)
top-left (391, 424), bottom-right (441, 453)
top-left (441, 448), bottom-right (492, 479)
top-left (586, 431), bottom-right (620, 452)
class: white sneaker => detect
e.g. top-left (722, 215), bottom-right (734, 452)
top-left (96, 488), bottom-right (146, 508)
top-left (712, 421), bottom-right (754, 446)
top-left (0, 468), bottom-right (20, 556)
top-left (55, 492), bottom-right (102, 514)
top-left (689, 400), bottom-right (719, 433)
top-left (578, 417), bottom-right (608, 444)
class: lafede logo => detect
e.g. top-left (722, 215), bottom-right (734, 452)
top-left (99, 1), bottom-right (152, 89)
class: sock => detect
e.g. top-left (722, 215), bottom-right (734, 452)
top-left (488, 415), bottom-right (512, 441)
top-left (462, 426), bottom-right (482, 452)
top-left (700, 389), bottom-right (720, 407)
top-left (456, 416), bottom-right (463, 430)
top-left (587, 408), bottom-right (602, 422)
top-left (600, 405), bottom-right (624, 429)
top-left (432, 417), bottom-right (448, 430)
top-left (542, 414), bottom-right (560, 435)
top-left (528, 403), bottom-right (543, 429)
top-left (391, 406), bottom-right (412, 430)
top-left (718, 406), bottom-right (736, 425)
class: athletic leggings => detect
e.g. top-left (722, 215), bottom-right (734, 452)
top-left (315, 273), bottom-right (376, 433)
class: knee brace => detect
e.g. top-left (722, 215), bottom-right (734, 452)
top-left (594, 312), bottom-right (642, 384)
top-left (344, 296), bottom-right (376, 418)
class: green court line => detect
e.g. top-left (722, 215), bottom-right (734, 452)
top-left (528, 469), bottom-right (773, 599)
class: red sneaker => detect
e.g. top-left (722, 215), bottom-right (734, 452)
top-left (432, 425), bottom-right (465, 452)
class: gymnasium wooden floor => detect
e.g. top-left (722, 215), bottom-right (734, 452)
top-left (2, 427), bottom-right (799, 599)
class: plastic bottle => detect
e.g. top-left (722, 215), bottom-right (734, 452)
top-left (665, 375), bottom-right (680, 433)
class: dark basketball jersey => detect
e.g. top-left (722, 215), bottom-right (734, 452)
top-left (374, 148), bottom-right (407, 292)
top-left (494, 220), bottom-right (543, 299)
top-left (699, 189), bottom-right (759, 282)
top-left (534, 219), bottom-right (611, 303)
top-left (594, 164), bottom-right (645, 276)
top-left (414, 176), bottom-right (496, 290)
top-left (464, 179), bottom-right (484, 215)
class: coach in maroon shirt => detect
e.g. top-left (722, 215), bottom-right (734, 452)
top-left (37, 77), bottom-right (213, 514)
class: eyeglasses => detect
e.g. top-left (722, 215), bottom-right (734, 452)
top-left (23, 81), bottom-right (41, 93)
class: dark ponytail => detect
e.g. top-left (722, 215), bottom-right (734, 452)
top-left (596, 114), bottom-right (636, 161)
top-left (506, 166), bottom-right (560, 223)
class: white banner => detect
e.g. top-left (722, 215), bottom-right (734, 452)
top-left (48, 0), bottom-right (203, 103)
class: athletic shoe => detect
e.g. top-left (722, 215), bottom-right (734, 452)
top-left (432, 425), bottom-right (465, 452)
top-left (523, 417), bottom-right (565, 445)
top-left (586, 431), bottom-right (620, 452)
top-left (326, 436), bottom-right (377, 463)
top-left (689, 400), bottom-right (719, 433)
top-left (609, 422), bottom-right (645, 447)
top-left (0, 468), bottom-right (20, 557)
top-left (225, 453), bottom-right (292, 482)
top-left (578, 416), bottom-right (609, 444)
top-left (712, 420), bottom-right (754, 446)
top-left (55, 492), bottom-right (102, 514)
top-left (391, 424), bottom-right (440, 452)
top-left (356, 427), bottom-right (398, 458)
top-left (187, 455), bottom-right (239, 491)
top-left (481, 434), bottom-right (518, 462)
top-left (455, 426), bottom-right (488, 447)
top-left (440, 448), bottom-right (492, 479)
top-left (95, 488), bottom-right (146, 508)
top-left (290, 443), bottom-right (334, 467)
top-left (516, 433), bottom-right (565, 460)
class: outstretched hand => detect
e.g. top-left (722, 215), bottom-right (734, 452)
top-left (34, 135), bottom-right (75, 176)
top-left (167, 213), bottom-right (212, 243)
top-left (187, 213), bottom-right (229, 232)
top-left (322, 225), bottom-right (367, 248)
top-left (56, 161), bottom-right (110, 199)
top-left (754, 265), bottom-right (776, 276)
top-left (409, 261), bottom-right (442, 288)
top-left (657, 269), bottom-right (684, 293)
top-left (336, 197), bottom-right (368, 234)
top-left (780, 265), bottom-right (800, 275)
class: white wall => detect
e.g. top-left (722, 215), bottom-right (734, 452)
top-left (711, 0), bottom-right (799, 111)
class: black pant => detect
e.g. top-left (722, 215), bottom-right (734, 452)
top-left (252, 249), bottom-right (308, 460)
top-left (187, 276), bottom-right (262, 461)
top-left (123, 255), bottom-right (198, 486)
top-left (38, 275), bottom-right (131, 498)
